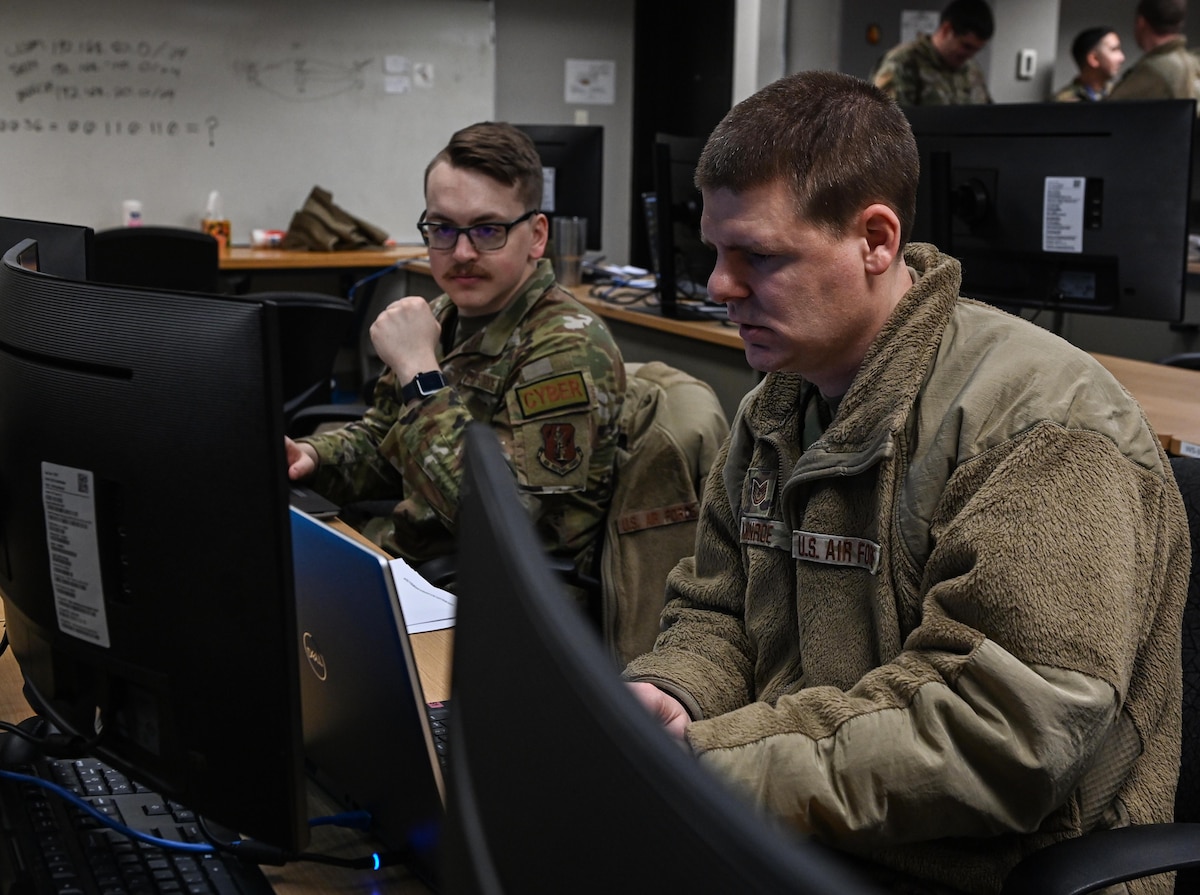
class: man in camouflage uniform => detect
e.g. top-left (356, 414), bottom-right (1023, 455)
top-left (1109, 0), bottom-right (1200, 108)
top-left (1053, 27), bottom-right (1125, 102)
top-left (872, 0), bottom-right (994, 106)
top-left (286, 122), bottom-right (625, 598)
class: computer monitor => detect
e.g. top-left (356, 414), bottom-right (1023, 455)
top-left (438, 423), bottom-right (880, 894)
top-left (0, 216), bottom-right (93, 280)
top-left (514, 124), bottom-right (603, 252)
top-left (906, 99), bottom-right (1195, 323)
top-left (0, 240), bottom-right (309, 852)
top-left (648, 133), bottom-right (725, 320)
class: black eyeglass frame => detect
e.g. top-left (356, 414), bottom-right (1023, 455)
top-left (416, 209), bottom-right (540, 252)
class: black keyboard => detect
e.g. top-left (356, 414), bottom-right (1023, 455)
top-left (0, 754), bottom-right (274, 895)
top-left (426, 700), bottom-right (450, 769)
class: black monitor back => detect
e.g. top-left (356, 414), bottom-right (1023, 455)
top-left (440, 424), bottom-right (879, 894)
top-left (0, 215), bottom-right (93, 280)
top-left (515, 124), bottom-right (603, 252)
top-left (0, 240), bottom-right (308, 850)
top-left (651, 133), bottom-right (719, 318)
top-left (906, 99), bottom-right (1194, 322)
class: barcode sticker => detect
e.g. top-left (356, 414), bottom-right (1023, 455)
top-left (41, 462), bottom-right (110, 648)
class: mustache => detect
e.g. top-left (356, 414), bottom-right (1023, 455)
top-left (447, 264), bottom-right (489, 278)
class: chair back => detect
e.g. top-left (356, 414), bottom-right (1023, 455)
top-left (600, 361), bottom-right (729, 666)
top-left (1159, 353), bottom-right (1200, 370)
top-left (250, 291), bottom-right (354, 421)
top-left (92, 226), bottom-right (220, 293)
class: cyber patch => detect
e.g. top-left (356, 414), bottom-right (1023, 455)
top-left (537, 422), bottom-right (583, 476)
top-left (515, 371), bottom-right (590, 418)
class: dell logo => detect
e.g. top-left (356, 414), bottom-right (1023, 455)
top-left (302, 631), bottom-right (327, 681)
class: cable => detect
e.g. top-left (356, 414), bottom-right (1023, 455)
top-left (347, 259), bottom-right (411, 306)
top-left (201, 816), bottom-right (411, 870)
top-left (0, 767), bottom-right (215, 854)
top-left (2, 754), bottom-right (406, 870)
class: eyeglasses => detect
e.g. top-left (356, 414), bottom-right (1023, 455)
top-left (416, 209), bottom-right (539, 252)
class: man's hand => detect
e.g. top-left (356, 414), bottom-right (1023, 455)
top-left (627, 682), bottom-right (691, 741)
top-left (285, 437), bottom-right (318, 481)
top-left (370, 296), bottom-right (442, 384)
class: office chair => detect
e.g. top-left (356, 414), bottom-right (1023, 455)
top-left (1001, 455), bottom-right (1200, 894)
top-left (1158, 352), bottom-right (1200, 371)
top-left (250, 291), bottom-right (354, 425)
top-left (92, 226), bottom-right (221, 294)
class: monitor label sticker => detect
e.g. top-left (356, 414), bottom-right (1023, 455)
top-left (41, 462), bottom-right (111, 648)
top-left (1043, 176), bottom-right (1085, 254)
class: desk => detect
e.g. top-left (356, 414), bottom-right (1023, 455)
top-left (220, 245), bottom-right (428, 273)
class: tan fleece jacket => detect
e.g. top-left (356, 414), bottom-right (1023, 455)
top-left (624, 244), bottom-right (1190, 894)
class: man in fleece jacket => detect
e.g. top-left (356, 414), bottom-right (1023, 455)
top-left (624, 70), bottom-right (1190, 895)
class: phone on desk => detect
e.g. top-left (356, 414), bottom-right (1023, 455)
top-left (289, 485), bottom-right (340, 519)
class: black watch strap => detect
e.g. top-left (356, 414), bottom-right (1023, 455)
top-left (400, 370), bottom-right (447, 404)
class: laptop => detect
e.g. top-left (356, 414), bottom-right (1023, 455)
top-left (289, 507), bottom-right (445, 886)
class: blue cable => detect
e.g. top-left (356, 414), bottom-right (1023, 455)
top-left (0, 767), bottom-right (215, 854)
top-left (347, 259), bottom-right (410, 306)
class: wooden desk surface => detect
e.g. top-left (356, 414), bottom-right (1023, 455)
top-left (1089, 353), bottom-right (1200, 453)
top-left (221, 244), bottom-right (427, 272)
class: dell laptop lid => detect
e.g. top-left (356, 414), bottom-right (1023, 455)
top-left (290, 508), bottom-right (444, 882)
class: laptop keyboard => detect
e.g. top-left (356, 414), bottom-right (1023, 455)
top-left (426, 700), bottom-right (451, 768)
top-left (0, 753), bottom-right (274, 895)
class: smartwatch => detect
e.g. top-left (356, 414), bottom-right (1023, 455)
top-left (400, 370), bottom-right (447, 404)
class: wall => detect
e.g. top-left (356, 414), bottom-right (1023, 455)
top-left (493, 0), bottom-right (635, 265)
top-left (0, 0), bottom-right (494, 244)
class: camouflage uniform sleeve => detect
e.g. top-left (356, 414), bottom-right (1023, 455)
top-left (388, 300), bottom-right (625, 568)
top-left (967, 61), bottom-right (992, 103)
top-left (299, 378), bottom-right (409, 505)
top-left (872, 48), bottom-right (921, 106)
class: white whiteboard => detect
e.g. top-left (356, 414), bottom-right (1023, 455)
top-left (0, 0), bottom-right (495, 244)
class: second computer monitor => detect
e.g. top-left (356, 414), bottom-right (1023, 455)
top-left (0, 215), bottom-right (93, 280)
top-left (906, 99), bottom-right (1194, 323)
top-left (515, 124), bottom-right (603, 252)
top-left (439, 424), bottom-right (879, 894)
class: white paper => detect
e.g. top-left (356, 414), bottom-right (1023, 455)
top-left (900, 10), bottom-right (941, 43)
top-left (388, 557), bottom-right (456, 633)
top-left (565, 58), bottom-right (616, 105)
top-left (1043, 176), bottom-right (1086, 254)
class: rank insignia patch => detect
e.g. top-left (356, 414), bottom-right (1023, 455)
top-left (537, 422), bottom-right (583, 475)
top-left (743, 468), bottom-right (776, 517)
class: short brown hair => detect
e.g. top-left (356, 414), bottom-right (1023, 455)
top-left (425, 122), bottom-right (544, 211)
top-left (695, 70), bottom-right (919, 246)
top-left (1138, 0), bottom-right (1187, 34)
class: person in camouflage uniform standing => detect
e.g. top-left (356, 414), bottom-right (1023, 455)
top-left (286, 122), bottom-right (625, 600)
top-left (1052, 27), bottom-right (1125, 102)
top-left (872, 0), bottom-right (994, 106)
top-left (1109, 0), bottom-right (1200, 108)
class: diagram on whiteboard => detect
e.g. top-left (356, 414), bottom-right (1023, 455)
top-left (235, 56), bottom-right (372, 101)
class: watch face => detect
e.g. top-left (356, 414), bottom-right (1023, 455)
top-left (404, 371), bottom-right (446, 403)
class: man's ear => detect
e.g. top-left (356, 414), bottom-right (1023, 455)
top-left (530, 212), bottom-right (550, 260)
top-left (860, 203), bottom-right (902, 275)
